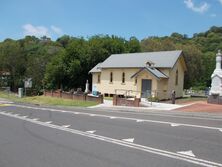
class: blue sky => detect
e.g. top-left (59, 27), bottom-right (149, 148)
top-left (0, 0), bottom-right (222, 41)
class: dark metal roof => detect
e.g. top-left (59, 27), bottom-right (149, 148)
top-left (100, 50), bottom-right (182, 68)
top-left (131, 67), bottom-right (168, 79)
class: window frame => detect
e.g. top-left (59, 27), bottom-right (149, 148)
top-left (122, 72), bottom-right (125, 84)
top-left (175, 69), bottom-right (178, 85)
top-left (110, 72), bottom-right (113, 83)
top-left (97, 74), bottom-right (100, 83)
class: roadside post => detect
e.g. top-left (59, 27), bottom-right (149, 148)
top-left (18, 88), bottom-right (23, 98)
top-left (171, 90), bottom-right (176, 104)
top-left (24, 78), bottom-right (32, 96)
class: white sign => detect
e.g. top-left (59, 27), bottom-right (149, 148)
top-left (24, 78), bottom-right (32, 88)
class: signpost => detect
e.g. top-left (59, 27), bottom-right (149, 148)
top-left (24, 78), bottom-right (32, 96)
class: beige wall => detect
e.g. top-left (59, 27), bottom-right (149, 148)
top-left (93, 68), bottom-right (140, 97)
top-left (166, 57), bottom-right (185, 98)
top-left (92, 58), bottom-right (185, 100)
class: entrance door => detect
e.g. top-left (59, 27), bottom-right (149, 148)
top-left (141, 79), bottom-right (152, 98)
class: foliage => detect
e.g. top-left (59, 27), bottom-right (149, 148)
top-left (141, 26), bottom-right (222, 88)
top-left (0, 26), bottom-right (222, 92)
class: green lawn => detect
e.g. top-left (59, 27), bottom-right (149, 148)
top-left (0, 91), bottom-right (98, 107)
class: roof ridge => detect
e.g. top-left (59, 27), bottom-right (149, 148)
top-left (111, 50), bottom-right (182, 56)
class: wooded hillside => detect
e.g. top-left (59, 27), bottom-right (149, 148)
top-left (0, 26), bottom-right (221, 93)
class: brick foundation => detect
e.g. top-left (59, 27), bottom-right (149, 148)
top-left (208, 95), bottom-right (222, 105)
top-left (113, 95), bottom-right (140, 107)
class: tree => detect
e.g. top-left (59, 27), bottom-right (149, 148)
top-left (0, 39), bottom-right (25, 90)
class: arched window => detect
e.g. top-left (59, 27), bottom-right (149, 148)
top-left (110, 72), bottom-right (113, 83)
top-left (97, 74), bottom-right (100, 83)
top-left (175, 70), bottom-right (178, 85)
top-left (122, 72), bottom-right (125, 84)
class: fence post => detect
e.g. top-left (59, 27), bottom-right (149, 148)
top-left (171, 90), bottom-right (176, 104)
top-left (100, 94), bottom-right (104, 104)
top-left (113, 95), bottom-right (117, 106)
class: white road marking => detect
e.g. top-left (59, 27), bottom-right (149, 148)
top-left (178, 150), bottom-right (195, 157)
top-left (171, 123), bottom-right (180, 127)
top-left (86, 130), bottom-right (96, 134)
top-left (14, 114), bottom-right (20, 116)
top-left (22, 116), bottom-right (28, 118)
top-left (62, 125), bottom-right (71, 128)
top-left (61, 110), bottom-right (67, 113)
top-left (0, 104), bottom-right (12, 107)
top-left (74, 112), bottom-right (79, 114)
top-left (32, 118), bottom-right (39, 121)
top-left (219, 129), bottom-right (222, 132)
top-left (110, 117), bottom-right (117, 119)
top-left (10, 105), bottom-right (222, 132)
top-left (122, 138), bottom-right (134, 143)
top-left (0, 111), bottom-right (221, 167)
top-left (45, 121), bottom-right (52, 124)
top-left (136, 119), bottom-right (145, 123)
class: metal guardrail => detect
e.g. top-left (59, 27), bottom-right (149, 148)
top-left (184, 89), bottom-right (209, 97)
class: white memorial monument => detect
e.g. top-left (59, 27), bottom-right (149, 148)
top-left (208, 50), bottom-right (222, 104)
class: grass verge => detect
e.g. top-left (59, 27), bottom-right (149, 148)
top-left (0, 91), bottom-right (98, 107)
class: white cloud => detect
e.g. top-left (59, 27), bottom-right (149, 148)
top-left (184, 0), bottom-right (209, 13)
top-left (219, 0), bottom-right (222, 5)
top-left (51, 25), bottom-right (63, 35)
top-left (23, 24), bottom-right (50, 37)
top-left (210, 13), bottom-right (217, 17)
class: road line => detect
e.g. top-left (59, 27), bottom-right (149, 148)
top-left (86, 130), bottom-right (96, 134)
top-left (9, 105), bottom-right (222, 131)
top-left (61, 110), bottom-right (67, 113)
top-left (45, 121), bottom-right (52, 124)
top-left (136, 119), bottom-right (145, 122)
top-left (32, 118), bottom-right (39, 121)
top-left (178, 150), bottom-right (195, 157)
top-left (62, 125), bottom-right (71, 128)
top-left (110, 116), bottom-right (117, 119)
top-left (100, 109), bottom-right (222, 121)
top-left (0, 111), bottom-right (221, 167)
top-left (122, 138), bottom-right (134, 143)
top-left (171, 123), bottom-right (181, 127)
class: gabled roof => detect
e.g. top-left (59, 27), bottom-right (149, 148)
top-left (89, 63), bottom-right (102, 73)
top-left (131, 67), bottom-right (168, 79)
top-left (100, 50), bottom-right (183, 69)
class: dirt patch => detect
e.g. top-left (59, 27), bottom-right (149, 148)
top-left (176, 101), bottom-right (222, 112)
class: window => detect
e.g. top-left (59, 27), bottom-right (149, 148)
top-left (122, 72), bottom-right (125, 84)
top-left (135, 77), bottom-right (137, 85)
top-left (110, 72), bottom-right (113, 83)
top-left (97, 74), bottom-right (100, 83)
top-left (175, 70), bottom-right (178, 85)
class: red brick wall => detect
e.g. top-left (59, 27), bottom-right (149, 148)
top-left (113, 95), bottom-right (140, 107)
top-left (44, 90), bottom-right (103, 104)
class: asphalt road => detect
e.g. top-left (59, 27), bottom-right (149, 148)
top-left (0, 103), bottom-right (222, 167)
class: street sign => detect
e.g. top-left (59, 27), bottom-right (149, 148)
top-left (24, 78), bottom-right (32, 88)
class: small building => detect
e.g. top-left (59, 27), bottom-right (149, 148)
top-left (89, 50), bottom-right (187, 100)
